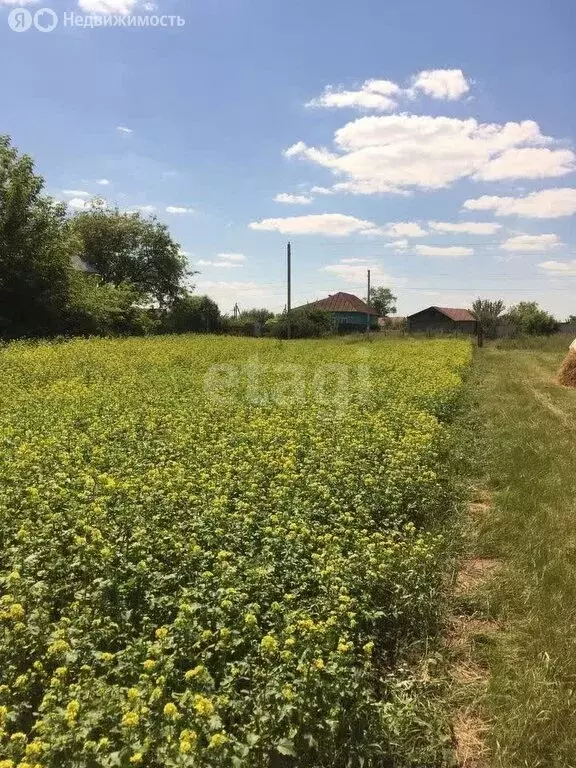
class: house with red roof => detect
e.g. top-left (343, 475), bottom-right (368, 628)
top-left (295, 291), bottom-right (379, 332)
top-left (407, 306), bottom-right (477, 335)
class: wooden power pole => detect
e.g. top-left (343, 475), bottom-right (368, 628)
top-left (366, 269), bottom-right (371, 334)
top-left (287, 242), bottom-right (292, 340)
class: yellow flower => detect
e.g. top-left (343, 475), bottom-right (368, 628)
top-left (243, 612), bottom-right (257, 627)
top-left (260, 635), bottom-right (278, 654)
top-left (142, 659), bottom-right (156, 671)
top-left (179, 729), bottom-right (198, 754)
top-left (9, 604), bottom-right (25, 621)
top-left (208, 733), bottom-right (228, 749)
top-left (363, 641), bottom-right (375, 655)
top-left (129, 754), bottom-right (143, 765)
top-left (0, 761), bottom-right (14, 768)
top-left (281, 685), bottom-right (294, 700)
top-left (0, 706), bottom-right (7, 725)
top-left (127, 688), bottom-right (140, 701)
top-left (312, 658), bottom-right (325, 670)
top-left (163, 702), bottom-right (179, 719)
top-left (155, 627), bottom-right (169, 640)
top-left (25, 741), bottom-right (45, 758)
top-left (121, 711), bottom-right (140, 728)
top-left (337, 640), bottom-right (352, 653)
top-left (65, 700), bottom-right (80, 725)
top-left (100, 652), bottom-right (115, 663)
top-left (47, 640), bottom-right (70, 657)
top-left (184, 665), bottom-right (205, 681)
top-left (192, 694), bottom-right (214, 717)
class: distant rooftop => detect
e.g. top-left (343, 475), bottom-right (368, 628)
top-left (297, 291), bottom-right (379, 316)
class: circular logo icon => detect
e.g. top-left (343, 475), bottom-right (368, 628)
top-left (8, 8), bottom-right (33, 32)
top-left (34, 8), bottom-right (58, 32)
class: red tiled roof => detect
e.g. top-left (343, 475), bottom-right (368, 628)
top-left (435, 307), bottom-right (476, 322)
top-left (298, 292), bottom-right (379, 316)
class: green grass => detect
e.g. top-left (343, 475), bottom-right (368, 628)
top-left (472, 341), bottom-right (576, 767)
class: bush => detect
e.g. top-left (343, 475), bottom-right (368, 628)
top-left (270, 309), bottom-right (334, 339)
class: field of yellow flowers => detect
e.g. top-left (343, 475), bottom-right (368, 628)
top-left (0, 335), bottom-right (471, 767)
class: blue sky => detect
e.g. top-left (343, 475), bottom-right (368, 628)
top-left (1, 0), bottom-right (575, 317)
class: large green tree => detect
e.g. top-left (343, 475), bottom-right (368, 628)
top-left (506, 302), bottom-right (559, 336)
top-left (367, 286), bottom-right (397, 317)
top-left (0, 135), bottom-right (76, 337)
top-left (70, 204), bottom-right (188, 307)
top-left (471, 298), bottom-right (505, 339)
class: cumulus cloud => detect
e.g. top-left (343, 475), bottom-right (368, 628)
top-left (501, 234), bottom-right (561, 252)
top-left (96, 179), bottom-right (110, 186)
top-left (62, 190), bottom-right (89, 198)
top-left (116, 125), bottom-right (133, 134)
top-left (249, 213), bottom-right (377, 236)
top-left (474, 147), bottom-right (576, 181)
top-left (410, 69), bottom-right (471, 100)
top-left (382, 222), bottom-right (427, 238)
top-left (284, 116), bottom-right (572, 195)
top-left (415, 245), bottom-right (473, 258)
top-left (218, 253), bottom-right (245, 261)
top-left (166, 206), bottom-right (194, 215)
top-left (67, 198), bottom-right (89, 210)
top-left (80, 0), bottom-right (138, 13)
top-left (384, 239), bottom-right (409, 251)
top-left (463, 188), bottom-right (576, 218)
top-left (429, 221), bottom-right (502, 234)
top-left (306, 69), bottom-right (470, 113)
top-left (307, 79), bottom-right (401, 112)
top-left (539, 260), bottom-right (576, 276)
top-left (274, 193), bottom-right (313, 205)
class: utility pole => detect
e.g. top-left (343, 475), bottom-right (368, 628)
top-left (287, 242), bottom-right (292, 340)
top-left (233, 302), bottom-right (239, 320)
top-left (366, 269), bottom-right (371, 335)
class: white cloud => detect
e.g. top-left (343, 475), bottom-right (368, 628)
top-left (410, 69), bottom-right (471, 100)
top-left (218, 253), bottom-right (245, 261)
top-left (321, 263), bottom-right (402, 286)
top-left (80, 0), bottom-right (138, 13)
top-left (196, 280), bottom-right (269, 310)
top-left (62, 190), bottom-right (89, 198)
top-left (339, 257), bottom-right (376, 264)
top-left (539, 260), bottom-right (576, 276)
top-left (197, 259), bottom-right (243, 269)
top-left (166, 206), bottom-right (194, 215)
top-left (117, 125), bottom-right (133, 134)
top-left (501, 234), bottom-right (561, 252)
top-left (385, 239), bottom-right (409, 251)
top-left (0, 0), bottom-right (38, 4)
top-left (284, 116), bottom-right (571, 195)
top-left (131, 205), bottom-right (157, 214)
top-left (429, 221), bottom-right (502, 234)
top-left (463, 188), bottom-right (576, 218)
top-left (474, 147), bottom-right (576, 181)
top-left (306, 70), bottom-right (470, 114)
top-left (67, 198), bottom-right (88, 211)
top-left (415, 245), bottom-right (473, 258)
top-left (96, 179), bottom-right (110, 186)
top-left (249, 213), bottom-right (377, 236)
top-left (383, 222), bottom-right (427, 238)
top-left (274, 193), bottom-right (313, 205)
top-left (307, 79), bottom-right (401, 112)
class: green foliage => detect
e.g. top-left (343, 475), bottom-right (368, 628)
top-left (367, 287), bottom-right (397, 318)
top-left (70, 204), bottom-right (189, 307)
top-left (271, 308), bottom-right (334, 339)
top-left (505, 302), bottom-right (558, 336)
top-left (0, 336), bottom-right (471, 767)
top-left (66, 274), bottom-right (158, 337)
top-left (0, 135), bottom-right (77, 338)
top-left (163, 293), bottom-right (221, 334)
top-left (239, 308), bottom-right (274, 324)
top-left (471, 299), bottom-right (505, 339)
